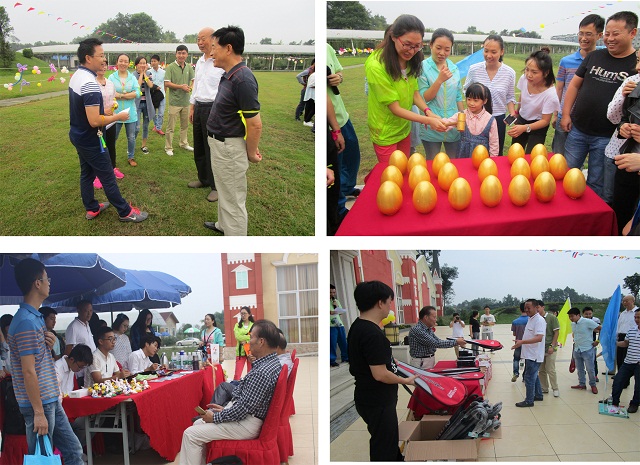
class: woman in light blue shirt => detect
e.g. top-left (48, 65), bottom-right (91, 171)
top-left (109, 54), bottom-right (140, 167)
top-left (418, 28), bottom-right (464, 159)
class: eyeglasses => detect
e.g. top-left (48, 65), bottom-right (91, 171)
top-left (37, 277), bottom-right (51, 284)
top-left (91, 54), bottom-right (106, 59)
top-left (577, 32), bottom-right (596, 38)
top-left (240, 312), bottom-right (249, 316)
top-left (100, 336), bottom-right (116, 342)
top-left (399, 40), bottom-right (423, 52)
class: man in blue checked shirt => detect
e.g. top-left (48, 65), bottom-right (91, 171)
top-left (408, 306), bottom-right (465, 370)
top-left (179, 319), bottom-right (282, 465)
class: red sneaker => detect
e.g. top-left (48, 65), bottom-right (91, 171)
top-left (93, 177), bottom-right (102, 189)
top-left (154, 127), bottom-right (165, 136)
top-left (113, 168), bottom-right (125, 179)
top-left (86, 202), bottom-right (110, 220)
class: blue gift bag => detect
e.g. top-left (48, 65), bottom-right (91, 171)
top-left (23, 435), bottom-right (62, 465)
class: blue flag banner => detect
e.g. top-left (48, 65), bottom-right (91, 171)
top-left (601, 285), bottom-right (621, 372)
top-left (456, 49), bottom-right (484, 80)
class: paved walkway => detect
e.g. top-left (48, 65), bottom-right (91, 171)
top-left (0, 90), bottom-right (66, 108)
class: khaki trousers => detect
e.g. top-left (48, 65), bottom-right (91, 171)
top-left (208, 136), bottom-right (249, 236)
top-left (165, 105), bottom-right (189, 150)
top-left (179, 414), bottom-right (263, 465)
top-left (410, 356), bottom-right (435, 370)
top-left (538, 349), bottom-right (558, 391)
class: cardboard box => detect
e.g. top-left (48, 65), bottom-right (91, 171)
top-left (399, 415), bottom-right (501, 462)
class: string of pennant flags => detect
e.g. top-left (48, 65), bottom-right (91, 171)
top-left (531, 250), bottom-right (640, 260)
top-left (514, 1), bottom-right (626, 34)
top-left (12, 2), bottom-right (137, 44)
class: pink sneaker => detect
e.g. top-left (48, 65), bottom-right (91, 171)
top-left (113, 167), bottom-right (125, 179)
top-left (93, 177), bottom-right (103, 189)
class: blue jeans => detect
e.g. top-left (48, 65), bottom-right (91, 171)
top-left (523, 359), bottom-right (543, 403)
top-left (154, 98), bottom-right (166, 130)
top-left (76, 144), bottom-right (132, 217)
top-left (19, 400), bottom-right (84, 465)
top-left (552, 124), bottom-right (569, 155)
top-left (115, 121), bottom-right (137, 159)
top-left (330, 326), bottom-right (349, 363)
top-left (513, 346), bottom-right (522, 376)
top-left (574, 346), bottom-right (597, 387)
top-left (338, 119), bottom-right (361, 215)
top-left (422, 140), bottom-right (461, 160)
top-left (135, 100), bottom-right (150, 140)
top-left (564, 126), bottom-right (610, 200)
top-left (611, 362), bottom-right (640, 407)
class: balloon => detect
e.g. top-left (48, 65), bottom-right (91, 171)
top-left (534, 171), bottom-right (556, 202)
top-left (377, 180), bottom-right (403, 215)
top-left (507, 143), bottom-right (525, 164)
top-left (381, 165), bottom-right (404, 188)
top-left (437, 162), bottom-right (458, 191)
top-left (413, 180), bottom-right (438, 214)
top-left (448, 177), bottom-right (472, 210)
top-left (37, 82), bottom-right (41, 87)
top-left (389, 150), bottom-right (408, 174)
top-left (388, 313), bottom-right (396, 322)
top-left (509, 174), bottom-right (531, 206)
top-left (563, 168), bottom-right (586, 199)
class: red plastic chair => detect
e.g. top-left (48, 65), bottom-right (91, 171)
top-left (277, 358), bottom-right (299, 464)
top-left (206, 366), bottom-right (288, 465)
top-left (290, 349), bottom-right (297, 361)
top-left (289, 350), bottom-right (297, 415)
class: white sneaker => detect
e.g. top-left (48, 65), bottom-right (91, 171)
top-left (165, 149), bottom-right (174, 156)
top-left (182, 145), bottom-right (194, 152)
top-left (303, 121), bottom-right (314, 127)
top-left (553, 390), bottom-right (560, 397)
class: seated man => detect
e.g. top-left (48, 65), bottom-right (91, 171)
top-left (127, 334), bottom-right (161, 375)
top-left (54, 344), bottom-right (93, 397)
top-left (179, 320), bottom-right (283, 465)
top-left (86, 326), bottom-right (130, 386)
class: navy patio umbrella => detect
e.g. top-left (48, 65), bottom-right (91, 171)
top-left (0, 253), bottom-right (126, 306)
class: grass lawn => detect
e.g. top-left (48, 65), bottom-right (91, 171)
top-left (338, 53), bottom-right (568, 185)
top-left (0, 70), bottom-right (314, 236)
top-left (0, 52), bottom-right (70, 99)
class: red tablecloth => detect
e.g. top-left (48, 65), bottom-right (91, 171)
top-left (336, 156), bottom-right (617, 235)
top-left (62, 364), bottom-right (224, 461)
top-left (407, 361), bottom-right (484, 417)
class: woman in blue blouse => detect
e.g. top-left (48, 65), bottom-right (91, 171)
top-left (109, 54), bottom-right (140, 167)
top-left (419, 28), bottom-right (464, 159)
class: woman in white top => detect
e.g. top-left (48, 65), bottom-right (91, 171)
top-left (111, 313), bottom-right (132, 370)
top-left (464, 34), bottom-right (517, 156)
top-left (507, 51), bottom-right (560, 152)
top-left (449, 312), bottom-right (465, 357)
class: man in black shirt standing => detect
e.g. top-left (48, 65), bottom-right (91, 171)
top-left (347, 281), bottom-right (415, 462)
top-left (560, 11), bottom-right (637, 201)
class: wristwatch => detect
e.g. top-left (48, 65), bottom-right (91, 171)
top-left (526, 124), bottom-right (531, 133)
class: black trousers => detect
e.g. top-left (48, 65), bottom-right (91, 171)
top-left (193, 101), bottom-right (215, 189)
top-left (295, 86), bottom-right (306, 119)
top-left (304, 99), bottom-right (315, 123)
top-left (617, 333), bottom-right (629, 387)
top-left (327, 129), bottom-right (341, 236)
top-left (511, 116), bottom-right (549, 153)
top-left (105, 124), bottom-right (117, 168)
top-left (613, 167), bottom-right (640, 235)
top-left (355, 400), bottom-right (403, 462)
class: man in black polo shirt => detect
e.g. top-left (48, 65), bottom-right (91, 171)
top-left (204, 26), bottom-right (262, 236)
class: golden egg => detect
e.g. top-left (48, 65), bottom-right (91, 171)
top-left (549, 153), bottom-right (569, 181)
top-left (507, 143), bottom-right (525, 164)
top-left (471, 145), bottom-right (489, 170)
top-left (437, 162), bottom-right (459, 192)
top-left (377, 180), bottom-right (403, 215)
top-left (381, 165), bottom-right (404, 188)
top-left (408, 164), bottom-right (431, 191)
top-left (389, 149), bottom-right (408, 174)
top-left (480, 175), bottom-right (503, 207)
top-left (563, 168), bottom-right (586, 199)
top-left (530, 143), bottom-right (548, 160)
top-left (407, 152), bottom-right (427, 173)
top-left (508, 174), bottom-right (531, 206)
top-left (530, 155), bottom-right (550, 180)
top-left (448, 177), bottom-right (472, 211)
top-left (510, 157), bottom-right (531, 179)
top-left (413, 180), bottom-right (438, 213)
top-left (432, 152), bottom-right (450, 177)
top-left (478, 158), bottom-right (498, 183)
top-left (534, 171), bottom-right (556, 202)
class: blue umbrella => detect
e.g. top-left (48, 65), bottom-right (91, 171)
top-left (51, 269), bottom-right (189, 313)
top-left (146, 270), bottom-right (191, 297)
top-left (0, 253), bottom-right (126, 306)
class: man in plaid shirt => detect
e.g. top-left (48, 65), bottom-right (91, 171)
top-left (408, 306), bottom-right (466, 369)
top-left (179, 319), bottom-right (283, 465)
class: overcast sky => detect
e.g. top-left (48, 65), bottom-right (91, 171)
top-left (5, 0), bottom-right (314, 44)
top-left (361, 1), bottom-right (639, 40)
top-left (440, 250), bottom-right (640, 304)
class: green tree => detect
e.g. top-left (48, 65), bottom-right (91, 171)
top-left (161, 30), bottom-right (179, 43)
top-left (327, 1), bottom-right (374, 30)
top-left (0, 6), bottom-right (15, 68)
top-left (441, 264), bottom-right (459, 308)
top-left (213, 311), bottom-right (225, 335)
top-left (303, 39), bottom-right (315, 46)
top-left (370, 14), bottom-right (388, 31)
top-left (466, 26), bottom-right (479, 34)
top-left (623, 272), bottom-right (640, 300)
top-left (76, 13), bottom-right (168, 43)
top-left (182, 33), bottom-right (198, 43)
top-left (260, 37), bottom-right (273, 45)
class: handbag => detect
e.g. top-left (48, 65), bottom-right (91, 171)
top-left (149, 85), bottom-right (164, 109)
top-left (23, 435), bottom-right (62, 465)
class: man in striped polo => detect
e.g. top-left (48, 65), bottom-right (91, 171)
top-left (611, 309), bottom-right (640, 413)
top-left (7, 258), bottom-right (84, 464)
top-left (204, 26), bottom-right (262, 236)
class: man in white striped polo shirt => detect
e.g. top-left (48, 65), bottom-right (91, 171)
top-left (611, 309), bottom-right (640, 413)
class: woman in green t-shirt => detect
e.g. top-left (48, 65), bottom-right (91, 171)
top-left (365, 14), bottom-right (446, 163)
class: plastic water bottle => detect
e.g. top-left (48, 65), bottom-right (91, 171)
top-left (161, 352), bottom-right (168, 368)
top-left (179, 350), bottom-right (185, 369)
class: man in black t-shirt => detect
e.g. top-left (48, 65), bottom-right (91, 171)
top-left (561, 11), bottom-right (637, 201)
top-left (347, 281), bottom-right (415, 462)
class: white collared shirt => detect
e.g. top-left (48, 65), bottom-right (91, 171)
top-left (618, 307), bottom-right (638, 334)
top-left (128, 349), bottom-right (151, 375)
top-left (55, 356), bottom-right (75, 399)
top-left (86, 349), bottom-right (117, 387)
top-left (189, 53), bottom-right (225, 105)
top-left (65, 317), bottom-right (96, 353)
top-left (521, 313), bottom-right (546, 363)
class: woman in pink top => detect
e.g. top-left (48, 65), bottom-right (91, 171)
top-left (95, 59), bottom-right (124, 189)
